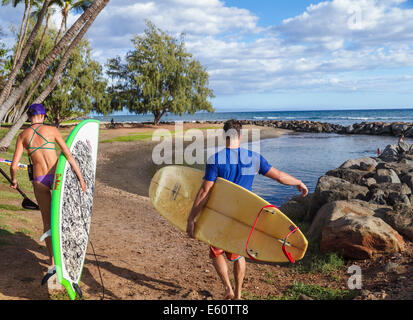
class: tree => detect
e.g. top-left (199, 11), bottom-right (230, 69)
top-left (0, 0), bottom-right (109, 121)
top-left (106, 21), bottom-right (215, 125)
top-left (0, 27), bottom-right (10, 90)
top-left (0, 0), bottom-right (110, 150)
top-left (52, 0), bottom-right (91, 44)
top-left (43, 37), bottom-right (110, 127)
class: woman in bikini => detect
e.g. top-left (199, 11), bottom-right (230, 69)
top-left (10, 103), bottom-right (86, 270)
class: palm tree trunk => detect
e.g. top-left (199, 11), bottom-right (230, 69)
top-left (32, 13), bottom-right (51, 71)
top-left (0, 0), bottom-right (110, 150)
top-left (0, 0), bottom-right (50, 113)
top-left (0, 0), bottom-right (109, 122)
top-left (0, 112), bottom-right (27, 152)
top-left (12, 2), bottom-right (29, 69)
top-left (55, 15), bottom-right (66, 45)
top-left (14, 1), bottom-right (34, 65)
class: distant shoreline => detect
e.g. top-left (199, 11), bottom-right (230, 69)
top-left (92, 119), bottom-right (413, 138)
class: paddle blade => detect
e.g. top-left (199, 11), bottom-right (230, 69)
top-left (22, 197), bottom-right (39, 210)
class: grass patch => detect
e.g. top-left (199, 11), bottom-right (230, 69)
top-left (294, 239), bottom-right (345, 275)
top-left (101, 126), bottom-right (220, 143)
top-left (0, 204), bottom-right (26, 211)
top-left (101, 132), bottom-right (154, 143)
top-left (282, 282), bottom-right (359, 300)
top-left (50, 291), bottom-right (85, 300)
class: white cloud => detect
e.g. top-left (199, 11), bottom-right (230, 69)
top-left (2, 0), bottom-right (413, 98)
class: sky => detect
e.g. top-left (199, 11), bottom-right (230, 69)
top-left (1, 0), bottom-right (413, 112)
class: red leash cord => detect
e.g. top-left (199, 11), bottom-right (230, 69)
top-left (245, 205), bottom-right (299, 264)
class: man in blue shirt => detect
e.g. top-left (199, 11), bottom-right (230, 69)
top-left (186, 119), bottom-right (308, 300)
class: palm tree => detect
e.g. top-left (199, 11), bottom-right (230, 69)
top-left (0, 0), bottom-right (50, 116)
top-left (0, 0), bottom-right (109, 151)
top-left (52, 0), bottom-right (91, 44)
top-left (1, 1), bottom-right (41, 68)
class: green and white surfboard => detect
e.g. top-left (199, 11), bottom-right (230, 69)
top-left (51, 119), bottom-right (100, 300)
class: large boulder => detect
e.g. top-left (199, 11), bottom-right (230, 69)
top-left (308, 200), bottom-right (391, 239)
top-left (326, 168), bottom-right (371, 185)
top-left (367, 183), bottom-right (412, 207)
top-left (379, 145), bottom-right (400, 162)
top-left (374, 169), bottom-right (401, 184)
top-left (279, 194), bottom-right (312, 222)
top-left (339, 157), bottom-right (378, 170)
top-left (320, 213), bottom-right (406, 259)
top-left (307, 176), bottom-right (369, 220)
top-left (375, 204), bottom-right (413, 241)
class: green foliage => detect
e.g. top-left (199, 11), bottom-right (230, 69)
top-left (15, 24), bottom-right (110, 126)
top-left (106, 20), bottom-right (215, 125)
top-left (282, 282), bottom-right (358, 300)
top-left (294, 239), bottom-right (345, 275)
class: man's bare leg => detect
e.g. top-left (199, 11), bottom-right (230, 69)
top-left (211, 255), bottom-right (234, 299)
top-left (233, 257), bottom-right (246, 299)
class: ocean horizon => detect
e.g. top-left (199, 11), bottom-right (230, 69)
top-left (91, 108), bottom-right (413, 127)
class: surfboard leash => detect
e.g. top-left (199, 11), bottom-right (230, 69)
top-left (245, 204), bottom-right (299, 264)
top-left (78, 187), bottom-right (105, 300)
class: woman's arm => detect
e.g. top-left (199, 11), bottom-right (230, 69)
top-left (54, 128), bottom-right (87, 192)
top-left (265, 167), bottom-right (308, 197)
top-left (10, 134), bottom-right (24, 189)
top-left (186, 180), bottom-right (215, 238)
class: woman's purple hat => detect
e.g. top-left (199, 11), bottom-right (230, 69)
top-left (27, 103), bottom-right (46, 115)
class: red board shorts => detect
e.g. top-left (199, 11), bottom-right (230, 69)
top-left (209, 246), bottom-right (242, 262)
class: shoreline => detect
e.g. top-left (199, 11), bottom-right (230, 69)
top-left (70, 119), bottom-right (413, 138)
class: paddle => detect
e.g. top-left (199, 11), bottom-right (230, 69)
top-left (0, 167), bottom-right (40, 210)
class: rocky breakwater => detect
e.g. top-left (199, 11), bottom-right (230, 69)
top-left (295, 141), bottom-right (413, 260)
top-left (246, 120), bottom-right (413, 137)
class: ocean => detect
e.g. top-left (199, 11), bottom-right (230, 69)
top-left (251, 133), bottom-right (412, 206)
top-left (93, 108), bottom-right (413, 206)
top-left (91, 108), bottom-right (413, 127)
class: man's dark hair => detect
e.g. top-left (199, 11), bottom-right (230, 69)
top-left (223, 119), bottom-right (242, 137)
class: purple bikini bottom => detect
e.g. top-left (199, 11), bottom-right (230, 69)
top-left (33, 174), bottom-right (54, 190)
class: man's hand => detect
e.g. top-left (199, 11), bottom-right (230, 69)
top-left (297, 181), bottom-right (308, 197)
top-left (186, 217), bottom-right (195, 238)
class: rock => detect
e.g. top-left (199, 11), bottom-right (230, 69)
top-left (376, 162), bottom-right (413, 176)
top-left (376, 204), bottom-right (413, 241)
top-left (401, 172), bottom-right (413, 191)
top-left (320, 213), bottom-right (406, 259)
top-left (308, 200), bottom-right (382, 239)
top-left (326, 168), bottom-right (370, 185)
top-left (367, 183), bottom-right (412, 207)
top-left (398, 141), bottom-right (412, 153)
top-left (379, 145), bottom-right (401, 162)
top-left (361, 177), bottom-right (377, 187)
top-left (384, 262), bottom-right (401, 273)
top-left (299, 294), bottom-right (313, 300)
top-left (340, 157), bottom-right (378, 170)
top-left (308, 176), bottom-right (369, 221)
top-left (280, 194), bottom-right (312, 222)
top-left (375, 169), bottom-right (401, 184)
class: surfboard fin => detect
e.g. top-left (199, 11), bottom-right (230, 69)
top-left (41, 266), bottom-right (56, 286)
top-left (40, 229), bottom-right (51, 242)
top-left (73, 283), bottom-right (83, 298)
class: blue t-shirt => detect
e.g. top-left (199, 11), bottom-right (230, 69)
top-left (204, 147), bottom-right (272, 191)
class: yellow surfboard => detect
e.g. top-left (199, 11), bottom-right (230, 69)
top-left (149, 165), bottom-right (308, 263)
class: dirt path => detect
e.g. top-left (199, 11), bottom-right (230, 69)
top-left (1, 125), bottom-right (412, 300)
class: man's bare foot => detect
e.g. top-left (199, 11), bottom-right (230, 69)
top-left (224, 287), bottom-right (235, 300)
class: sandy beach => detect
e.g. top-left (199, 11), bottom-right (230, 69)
top-left (1, 123), bottom-right (412, 300)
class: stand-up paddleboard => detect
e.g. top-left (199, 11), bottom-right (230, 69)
top-left (149, 166), bottom-right (308, 263)
top-left (50, 120), bottom-right (100, 300)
